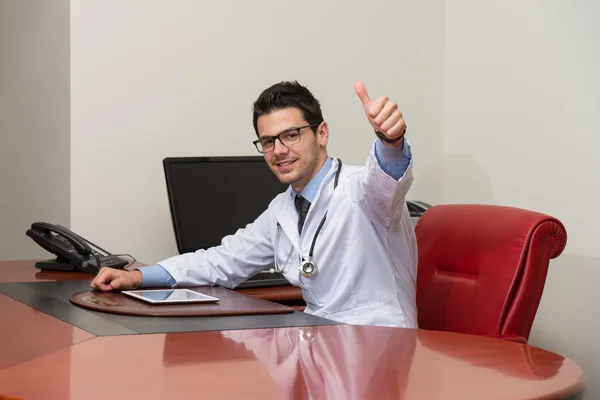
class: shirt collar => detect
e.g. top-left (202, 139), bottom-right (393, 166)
top-left (292, 157), bottom-right (332, 203)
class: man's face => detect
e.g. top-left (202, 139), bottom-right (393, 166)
top-left (257, 107), bottom-right (328, 192)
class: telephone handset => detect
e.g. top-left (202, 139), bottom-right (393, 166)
top-left (26, 222), bottom-right (130, 274)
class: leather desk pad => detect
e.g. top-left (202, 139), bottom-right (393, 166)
top-left (71, 286), bottom-right (294, 317)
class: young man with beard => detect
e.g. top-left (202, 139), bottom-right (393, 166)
top-left (91, 80), bottom-right (417, 328)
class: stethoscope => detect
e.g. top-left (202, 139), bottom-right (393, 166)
top-left (272, 158), bottom-right (342, 279)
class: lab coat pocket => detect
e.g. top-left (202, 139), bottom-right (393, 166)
top-left (298, 256), bottom-right (336, 309)
top-left (301, 284), bottom-right (325, 308)
top-left (297, 213), bottom-right (349, 309)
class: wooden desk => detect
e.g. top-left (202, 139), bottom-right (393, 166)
top-left (0, 260), bottom-right (587, 399)
top-left (0, 324), bottom-right (585, 399)
top-left (0, 259), bottom-right (104, 283)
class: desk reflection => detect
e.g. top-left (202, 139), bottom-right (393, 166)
top-left (417, 329), bottom-right (564, 380)
top-left (201, 325), bottom-right (416, 400)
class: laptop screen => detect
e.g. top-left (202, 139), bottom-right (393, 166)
top-left (163, 156), bottom-right (288, 254)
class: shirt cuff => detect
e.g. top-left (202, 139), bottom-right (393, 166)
top-left (374, 138), bottom-right (412, 180)
top-left (137, 264), bottom-right (176, 288)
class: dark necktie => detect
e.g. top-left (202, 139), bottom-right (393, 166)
top-left (295, 194), bottom-right (311, 234)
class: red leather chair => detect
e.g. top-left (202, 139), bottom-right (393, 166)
top-left (415, 204), bottom-right (567, 343)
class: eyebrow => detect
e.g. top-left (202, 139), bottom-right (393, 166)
top-left (260, 126), bottom-right (301, 140)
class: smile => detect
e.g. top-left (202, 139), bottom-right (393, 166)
top-left (276, 160), bottom-right (296, 167)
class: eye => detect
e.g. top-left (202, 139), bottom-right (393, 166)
top-left (261, 138), bottom-right (274, 146)
top-left (285, 132), bottom-right (300, 140)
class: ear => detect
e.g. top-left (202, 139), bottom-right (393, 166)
top-left (316, 121), bottom-right (329, 147)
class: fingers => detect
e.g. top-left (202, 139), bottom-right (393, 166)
top-left (107, 271), bottom-right (136, 290)
top-left (90, 268), bottom-right (113, 292)
top-left (90, 268), bottom-right (141, 292)
top-left (372, 100), bottom-right (398, 127)
top-left (379, 109), bottom-right (403, 133)
top-left (384, 116), bottom-right (406, 139)
top-left (90, 268), bottom-right (118, 292)
top-left (370, 98), bottom-right (405, 140)
top-left (354, 80), bottom-right (371, 110)
top-left (364, 96), bottom-right (387, 120)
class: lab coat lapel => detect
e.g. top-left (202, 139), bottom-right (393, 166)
top-left (272, 187), bottom-right (301, 253)
top-left (300, 159), bottom-right (338, 251)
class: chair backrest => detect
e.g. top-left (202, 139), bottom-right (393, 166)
top-left (415, 204), bottom-right (567, 340)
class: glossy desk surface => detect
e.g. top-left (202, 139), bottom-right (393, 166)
top-left (0, 261), bottom-right (586, 399)
top-left (0, 259), bottom-right (103, 283)
top-left (0, 324), bottom-right (585, 400)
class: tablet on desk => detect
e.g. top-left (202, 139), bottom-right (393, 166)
top-left (122, 289), bottom-right (220, 304)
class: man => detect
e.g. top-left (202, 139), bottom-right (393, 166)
top-left (91, 80), bottom-right (417, 328)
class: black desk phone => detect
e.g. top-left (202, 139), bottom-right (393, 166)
top-left (26, 222), bottom-right (129, 274)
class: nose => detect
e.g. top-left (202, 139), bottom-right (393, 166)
top-left (272, 137), bottom-right (289, 157)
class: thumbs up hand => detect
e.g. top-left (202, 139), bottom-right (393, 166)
top-left (354, 80), bottom-right (406, 146)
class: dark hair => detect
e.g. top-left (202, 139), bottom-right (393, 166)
top-left (252, 81), bottom-right (324, 137)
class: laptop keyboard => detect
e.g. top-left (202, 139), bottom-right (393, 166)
top-left (236, 270), bottom-right (290, 289)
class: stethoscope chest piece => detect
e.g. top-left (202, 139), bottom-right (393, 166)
top-left (300, 259), bottom-right (317, 278)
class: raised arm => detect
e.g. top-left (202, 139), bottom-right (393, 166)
top-left (352, 80), bottom-right (414, 231)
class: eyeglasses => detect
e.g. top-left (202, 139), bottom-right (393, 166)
top-left (253, 124), bottom-right (320, 154)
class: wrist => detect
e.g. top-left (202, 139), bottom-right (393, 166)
top-left (374, 128), bottom-right (406, 147)
top-left (382, 136), bottom-right (404, 148)
top-left (131, 269), bottom-right (143, 289)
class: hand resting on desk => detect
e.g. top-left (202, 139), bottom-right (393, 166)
top-left (90, 267), bottom-right (143, 291)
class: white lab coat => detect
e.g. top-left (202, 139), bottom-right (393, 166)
top-left (158, 140), bottom-right (418, 328)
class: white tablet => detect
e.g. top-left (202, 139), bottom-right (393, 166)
top-left (122, 289), bottom-right (220, 304)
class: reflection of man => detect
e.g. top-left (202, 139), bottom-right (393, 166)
top-left (91, 80), bottom-right (417, 328)
top-left (222, 325), bottom-right (417, 400)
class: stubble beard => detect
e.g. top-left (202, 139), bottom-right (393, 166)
top-left (276, 145), bottom-right (320, 188)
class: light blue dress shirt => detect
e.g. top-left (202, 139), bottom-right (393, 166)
top-left (139, 139), bottom-right (412, 287)
top-left (295, 157), bottom-right (332, 202)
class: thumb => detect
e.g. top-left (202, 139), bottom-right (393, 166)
top-left (354, 80), bottom-right (371, 110)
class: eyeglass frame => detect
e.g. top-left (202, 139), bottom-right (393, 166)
top-left (252, 123), bottom-right (321, 154)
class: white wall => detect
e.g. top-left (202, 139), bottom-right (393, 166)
top-left (442, 0), bottom-right (599, 397)
top-left (0, 0), bottom-right (70, 260)
top-left (70, 0), bottom-right (445, 263)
